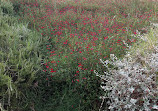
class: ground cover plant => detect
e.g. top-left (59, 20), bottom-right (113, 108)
top-left (1, 0), bottom-right (158, 110)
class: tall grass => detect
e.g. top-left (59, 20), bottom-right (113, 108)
top-left (0, 0), bottom-right (43, 110)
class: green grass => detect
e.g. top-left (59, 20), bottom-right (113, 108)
top-left (0, 0), bottom-right (158, 110)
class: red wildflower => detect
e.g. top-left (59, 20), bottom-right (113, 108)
top-left (76, 71), bottom-right (79, 73)
top-left (104, 36), bottom-right (108, 40)
top-left (93, 37), bottom-right (98, 41)
top-left (83, 57), bottom-right (87, 60)
top-left (82, 77), bottom-right (87, 79)
top-left (50, 68), bottom-right (56, 72)
top-left (105, 28), bottom-right (110, 31)
top-left (51, 61), bottom-right (56, 63)
top-left (63, 41), bottom-right (67, 44)
top-left (90, 48), bottom-right (93, 50)
top-left (98, 30), bottom-right (102, 33)
top-left (78, 63), bottom-right (82, 67)
top-left (109, 48), bottom-right (113, 51)
top-left (69, 44), bottom-right (72, 47)
top-left (117, 40), bottom-right (121, 43)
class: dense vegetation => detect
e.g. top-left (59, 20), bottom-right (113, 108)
top-left (0, 0), bottom-right (157, 110)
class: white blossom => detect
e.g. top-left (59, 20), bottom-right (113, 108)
top-left (130, 99), bottom-right (137, 104)
top-left (152, 105), bottom-right (158, 109)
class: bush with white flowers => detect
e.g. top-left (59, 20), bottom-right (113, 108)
top-left (95, 26), bottom-right (158, 111)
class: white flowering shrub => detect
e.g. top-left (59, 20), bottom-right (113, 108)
top-left (95, 24), bottom-right (158, 111)
top-left (95, 38), bottom-right (158, 110)
top-left (95, 55), bottom-right (157, 111)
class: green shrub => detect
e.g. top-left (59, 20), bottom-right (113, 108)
top-left (0, 0), bottom-right (14, 15)
top-left (0, 1), bottom-right (43, 110)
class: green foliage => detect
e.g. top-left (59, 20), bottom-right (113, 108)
top-left (0, 0), bottom-right (14, 16)
top-left (20, 73), bottom-right (102, 111)
top-left (0, 1), bottom-right (43, 110)
top-left (17, 0), bottom-right (157, 110)
top-left (11, 0), bottom-right (23, 16)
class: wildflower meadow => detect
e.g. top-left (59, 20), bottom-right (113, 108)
top-left (0, 0), bottom-right (158, 110)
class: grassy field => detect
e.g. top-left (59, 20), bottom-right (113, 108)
top-left (0, 0), bottom-right (158, 110)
